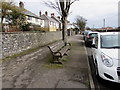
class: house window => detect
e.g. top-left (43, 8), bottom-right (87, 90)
top-left (28, 16), bottom-right (32, 20)
top-left (50, 21), bottom-right (52, 25)
top-left (5, 19), bottom-right (8, 22)
top-left (40, 21), bottom-right (42, 25)
top-left (54, 23), bottom-right (56, 26)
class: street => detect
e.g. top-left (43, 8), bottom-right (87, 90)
top-left (1, 0), bottom-right (119, 89)
top-left (86, 47), bottom-right (120, 90)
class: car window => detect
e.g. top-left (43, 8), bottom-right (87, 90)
top-left (101, 34), bottom-right (120, 48)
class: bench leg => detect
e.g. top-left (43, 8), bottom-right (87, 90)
top-left (53, 56), bottom-right (62, 64)
top-left (68, 48), bottom-right (70, 50)
top-left (64, 53), bottom-right (68, 56)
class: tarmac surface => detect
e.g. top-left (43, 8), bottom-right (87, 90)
top-left (2, 35), bottom-right (91, 89)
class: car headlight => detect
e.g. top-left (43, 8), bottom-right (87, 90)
top-left (101, 53), bottom-right (113, 67)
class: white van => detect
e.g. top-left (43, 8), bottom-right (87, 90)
top-left (91, 32), bottom-right (120, 83)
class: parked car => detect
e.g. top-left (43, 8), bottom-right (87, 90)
top-left (82, 30), bottom-right (92, 41)
top-left (85, 32), bottom-right (99, 47)
top-left (91, 32), bottom-right (120, 83)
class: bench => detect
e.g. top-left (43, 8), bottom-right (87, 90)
top-left (48, 40), bottom-right (71, 63)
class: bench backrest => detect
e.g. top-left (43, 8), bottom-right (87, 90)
top-left (48, 40), bottom-right (65, 53)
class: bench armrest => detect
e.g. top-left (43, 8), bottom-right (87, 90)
top-left (65, 42), bottom-right (71, 46)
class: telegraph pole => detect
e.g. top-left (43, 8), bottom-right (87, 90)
top-left (103, 19), bottom-right (105, 28)
top-left (103, 19), bottom-right (107, 32)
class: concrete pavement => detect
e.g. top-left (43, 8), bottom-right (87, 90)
top-left (2, 35), bottom-right (93, 89)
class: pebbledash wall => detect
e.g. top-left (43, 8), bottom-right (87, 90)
top-left (2, 31), bottom-right (62, 58)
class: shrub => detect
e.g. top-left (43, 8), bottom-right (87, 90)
top-left (21, 23), bottom-right (31, 31)
top-left (41, 27), bottom-right (49, 32)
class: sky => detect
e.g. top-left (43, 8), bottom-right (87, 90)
top-left (13, 0), bottom-right (119, 28)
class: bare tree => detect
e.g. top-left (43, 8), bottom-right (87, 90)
top-left (44, 0), bottom-right (78, 41)
top-left (74, 16), bottom-right (87, 32)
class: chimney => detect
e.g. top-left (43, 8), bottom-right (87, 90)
top-left (57, 16), bottom-right (60, 20)
top-left (19, 1), bottom-right (24, 8)
top-left (39, 11), bottom-right (41, 17)
top-left (45, 11), bottom-right (48, 16)
top-left (51, 13), bottom-right (55, 17)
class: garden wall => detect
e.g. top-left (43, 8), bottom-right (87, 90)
top-left (2, 31), bottom-right (62, 58)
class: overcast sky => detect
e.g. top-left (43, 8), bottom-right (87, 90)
top-left (14, 0), bottom-right (119, 28)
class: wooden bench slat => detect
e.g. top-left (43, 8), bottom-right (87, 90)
top-left (49, 41), bottom-right (64, 53)
top-left (59, 46), bottom-right (70, 56)
top-left (47, 40), bottom-right (70, 63)
top-left (49, 41), bottom-right (62, 48)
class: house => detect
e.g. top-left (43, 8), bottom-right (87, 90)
top-left (51, 13), bottom-right (62, 31)
top-left (19, 2), bottom-right (44, 27)
top-left (1, 1), bottom-right (45, 32)
top-left (41, 11), bottom-right (60, 31)
top-left (1, 1), bottom-right (62, 32)
top-left (98, 27), bottom-right (114, 30)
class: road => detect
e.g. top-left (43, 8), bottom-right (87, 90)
top-left (86, 47), bottom-right (120, 90)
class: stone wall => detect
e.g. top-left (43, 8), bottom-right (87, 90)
top-left (2, 31), bottom-right (62, 58)
top-left (0, 32), bottom-right (2, 59)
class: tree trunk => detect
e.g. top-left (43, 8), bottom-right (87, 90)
top-left (62, 16), bottom-right (67, 42)
top-left (1, 16), bottom-right (4, 32)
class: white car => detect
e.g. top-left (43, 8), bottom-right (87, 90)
top-left (91, 32), bottom-right (120, 83)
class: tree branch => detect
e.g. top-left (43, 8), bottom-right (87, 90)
top-left (70, 0), bottom-right (78, 5)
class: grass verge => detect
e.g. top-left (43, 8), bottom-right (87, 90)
top-left (2, 46), bottom-right (40, 62)
top-left (61, 58), bottom-right (68, 62)
top-left (43, 57), bottom-right (69, 69)
top-left (43, 63), bottom-right (63, 69)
